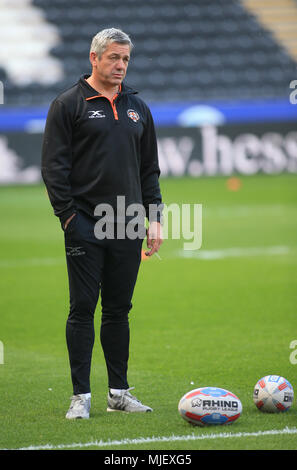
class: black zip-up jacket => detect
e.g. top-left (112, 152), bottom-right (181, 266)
top-left (41, 74), bottom-right (162, 226)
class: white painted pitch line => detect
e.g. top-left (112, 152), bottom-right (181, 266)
top-left (8, 426), bottom-right (297, 451)
top-left (0, 257), bottom-right (65, 268)
top-left (178, 246), bottom-right (291, 260)
top-left (0, 245), bottom-right (293, 268)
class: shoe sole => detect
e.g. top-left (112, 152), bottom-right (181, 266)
top-left (107, 407), bottom-right (129, 413)
top-left (65, 414), bottom-right (90, 419)
top-left (106, 407), bottom-right (152, 413)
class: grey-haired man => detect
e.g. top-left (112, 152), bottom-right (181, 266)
top-left (42, 28), bottom-right (163, 418)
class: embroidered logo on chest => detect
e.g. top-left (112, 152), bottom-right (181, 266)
top-left (127, 109), bottom-right (140, 122)
top-left (88, 110), bottom-right (106, 119)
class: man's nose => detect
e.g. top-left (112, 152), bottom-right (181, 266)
top-left (116, 59), bottom-right (126, 69)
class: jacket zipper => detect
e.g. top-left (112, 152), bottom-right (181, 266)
top-left (109, 96), bottom-right (118, 120)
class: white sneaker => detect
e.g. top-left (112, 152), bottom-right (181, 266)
top-left (107, 387), bottom-right (153, 413)
top-left (65, 393), bottom-right (91, 419)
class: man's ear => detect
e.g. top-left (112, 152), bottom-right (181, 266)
top-left (89, 51), bottom-right (98, 67)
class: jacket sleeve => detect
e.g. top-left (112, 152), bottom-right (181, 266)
top-left (41, 99), bottom-right (76, 225)
top-left (140, 106), bottom-right (163, 223)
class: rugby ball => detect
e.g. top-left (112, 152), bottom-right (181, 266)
top-left (253, 375), bottom-right (294, 413)
top-left (178, 387), bottom-right (242, 426)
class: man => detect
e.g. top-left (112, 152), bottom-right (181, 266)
top-left (41, 28), bottom-right (163, 419)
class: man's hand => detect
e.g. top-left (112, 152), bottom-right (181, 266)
top-left (64, 213), bottom-right (76, 230)
top-left (145, 221), bottom-right (163, 257)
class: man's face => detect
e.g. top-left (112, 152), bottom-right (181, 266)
top-left (92, 42), bottom-right (130, 88)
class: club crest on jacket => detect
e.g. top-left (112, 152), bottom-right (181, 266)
top-left (127, 109), bottom-right (140, 122)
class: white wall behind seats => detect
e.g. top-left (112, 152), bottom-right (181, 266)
top-left (0, 0), bottom-right (64, 85)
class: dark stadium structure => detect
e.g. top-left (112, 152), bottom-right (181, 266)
top-left (1, 0), bottom-right (296, 107)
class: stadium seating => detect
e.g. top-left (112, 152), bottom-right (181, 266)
top-left (1, 0), bottom-right (296, 106)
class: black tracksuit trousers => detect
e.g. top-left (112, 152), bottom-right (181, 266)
top-left (64, 210), bottom-right (143, 395)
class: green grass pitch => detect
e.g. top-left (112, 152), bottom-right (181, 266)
top-left (0, 174), bottom-right (296, 450)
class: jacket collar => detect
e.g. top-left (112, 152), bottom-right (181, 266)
top-left (79, 74), bottom-right (138, 100)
